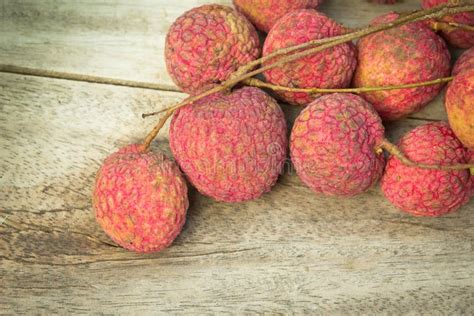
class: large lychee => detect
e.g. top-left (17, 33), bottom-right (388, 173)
top-left (233, 0), bottom-right (323, 33)
top-left (421, 0), bottom-right (474, 48)
top-left (165, 4), bottom-right (261, 95)
top-left (169, 87), bottom-right (287, 202)
top-left (445, 68), bottom-right (474, 150)
top-left (262, 10), bottom-right (357, 106)
top-left (381, 122), bottom-right (471, 217)
top-left (353, 12), bottom-right (451, 121)
top-left (93, 144), bottom-right (188, 253)
top-left (452, 47), bottom-right (474, 76)
top-left (290, 93), bottom-right (385, 197)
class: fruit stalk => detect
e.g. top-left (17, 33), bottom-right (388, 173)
top-left (377, 139), bottom-right (474, 171)
top-left (142, 2), bottom-right (474, 119)
top-left (243, 77), bottom-right (454, 94)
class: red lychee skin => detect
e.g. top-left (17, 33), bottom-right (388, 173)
top-left (169, 87), bottom-right (287, 202)
top-left (445, 68), bottom-right (474, 150)
top-left (290, 93), bottom-right (385, 197)
top-left (262, 10), bottom-right (357, 106)
top-left (93, 144), bottom-right (188, 253)
top-left (421, 0), bottom-right (474, 48)
top-left (381, 122), bottom-right (471, 217)
top-left (165, 5), bottom-right (261, 95)
top-left (353, 12), bottom-right (451, 121)
top-left (233, 0), bottom-right (323, 33)
top-left (452, 47), bottom-right (474, 76)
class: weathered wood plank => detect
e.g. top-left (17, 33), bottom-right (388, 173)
top-left (1, 73), bottom-right (473, 313)
top-left (0, 0), bottom-right (420, 89)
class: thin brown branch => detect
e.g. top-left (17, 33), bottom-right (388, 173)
top-left (243, 77), bottom-right (453, 95)
top-left (141, 3), bottom-right (474, 121)
top-left (378, 139), bottom-right (474, 171)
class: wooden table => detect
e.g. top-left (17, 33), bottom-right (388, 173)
top-left (1, 0), bottom-right (472, 313)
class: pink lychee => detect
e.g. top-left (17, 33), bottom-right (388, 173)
top-left (290, 93), bottom-right (385, 197)
top-left (452, 47), bottom-right (474, 76)
top-left (421, 0), bottom-right (474, 49)
top-left (381, 122), bottom-right (471, 217)
top-left (93, 144), bottom-right (188, 253)
top-left (262, 10), bottom-right (357, 106)
top-left (445, 68), bottom-right (474, 150)
top-left (169, 87), bottom-right (287, 202)
top-left (233, 0), bottom-right (323, 33)
top-left (165, 4), bottom-right (261, 95)
top-left (353, 12), bottom-right (451, 121)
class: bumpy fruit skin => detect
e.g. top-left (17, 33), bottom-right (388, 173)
top-left (93, 145), bottom-right (188, 253)
top-left (170, 87), bottom-right (287, 202)
top-left (453, 47), bottom-right (474, 76)
top-left (354, 12), bottom-right (451, 121)
top-left (445, 68), bottom-right (474, 150)
top-left (233, 0), bottom-right (323, 33)
top-left (262, 10), bottom-right (357, 106)
top-left (290, 93), bottom-right (385, 197)
top-left (165, 5), bottom-right (261, 95)
top-left (421, 0), bottom-right (474, 48)
top-left (382, 122), bottom-right (471, 217)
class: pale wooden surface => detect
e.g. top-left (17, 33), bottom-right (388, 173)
top-left (0, 0), bottom-right (473, 314)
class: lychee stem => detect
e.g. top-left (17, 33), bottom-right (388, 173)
top-left (142, 108), bottom-right (175, 150)
top-left (243, 77), bottom-right (453, 95)
top-left (141, 3), bottom-right (474, 119)
top-left (377, 139), bottom-right (474, 171)
top-left (430, 20), bottom-right (474, 33)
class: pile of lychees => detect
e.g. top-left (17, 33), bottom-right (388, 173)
top-left (93, 0), bottom-right (474, 253)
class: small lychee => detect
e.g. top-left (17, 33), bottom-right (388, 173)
top-left (233, 0), bottom-right (323, 33)
top-left (169, 87), bottom-right (287, 202)
top-left (353, 12), bottom-right (451, 121)
top-left (445, 68), bottom-right (474, 150)
top-left (262, 10), bottom-right (357, 106)
top-left (452, 47), bottom-right (474, 76)
top-left (381, 122), bottom-right (471, 217)
top-left (93, 144), bottom-right (188, 253)
top-left (421, 0), bottom-right (474, 49)
top-left (165, 4), bottom-right (261, 95)
top-left (290, 93), bottom-right (385, 197)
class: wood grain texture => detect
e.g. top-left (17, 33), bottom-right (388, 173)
top-left (1, 0), bottom-right (473, 314)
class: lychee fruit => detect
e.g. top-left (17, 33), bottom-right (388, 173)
top-left (93, 144), bottom-right (188, 253)
top-left (169, 87), bottom-right (287, 202)
top-left (381, 122), bottom-right (471, 217)
top-left (353, 12), bottom-right (451, 121)
top-left (453, 47), bottom-right (474, 76)
top-left (290, 93), bottom-right (385, 197)
top-left (165, 4), bottom-right (261, 95)
top-left (262, 10), bottom-right (357, 106)
top-left (421, 0), bottom-right (474, 49)
top-left (445, 68), bottom-right (474, 150)
top-left (233, 0), bottom-right (323, 33)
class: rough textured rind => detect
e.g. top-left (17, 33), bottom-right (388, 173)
top-left (353, 12), bottom-right (451, 121)
top-left (262, 10), bottom-right (357, 106)
top-left (421, 0), bottom-right (474, 48)
top-left (170, 87), bottom-right (287, 202)
top-left (445, 68), bottom-right (474, 150)
top-left (233, 0), bottom-right (323, 33)
top-left (165, 4), bottom-right (261, 95)
top-left (290, 93), bottom-right (385, 197)
top-left (381, 122), bottom-right (471, 217)
top-left (93, 145), bottom-right (188, 253)
top-left (452, 47), bottom-right (474, 76)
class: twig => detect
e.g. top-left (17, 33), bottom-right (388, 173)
top-left (243, 77), bottom-right (453, 94)
top-left (141, 3), bottom-right (474, 119)
top-left (377, 139), bottom-right (474, 171)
